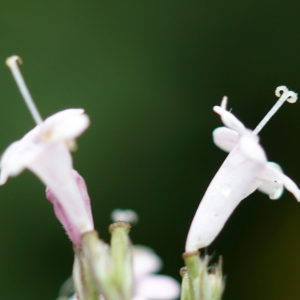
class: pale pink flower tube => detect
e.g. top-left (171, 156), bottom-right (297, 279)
top-left (0, 109), bottom-right (94, 246)
top-left (46, 170), bottom-right (94, 246)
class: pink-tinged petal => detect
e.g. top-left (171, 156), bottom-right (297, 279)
top-left (213, 127), bottom-right (239, 152)
top-left (34, 143), bottom-right (93, 246)
top-left (135, 275), bottom-right (180, 300)
top-left (133, 246), bottom-right (162, 279)
top-left (46, 169), bottom-right (94, 246)
top-left (186, 134), bottom-right (267, 251)
top-left (29, 141), bottom-right (94, 244)
top-left (0, 109), bottom-right (92, 245)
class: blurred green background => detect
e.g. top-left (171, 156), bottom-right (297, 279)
top-left (1, 0), bottom-right (300, 299)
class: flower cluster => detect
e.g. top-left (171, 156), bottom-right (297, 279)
top-left (2, 56), bottom-right (299, 300)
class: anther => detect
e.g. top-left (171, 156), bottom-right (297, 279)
top-left (6, 55), bottom-right (43, 125)
top-left (253, 85), bottom-right (297, 135)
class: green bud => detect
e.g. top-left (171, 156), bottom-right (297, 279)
top-left (109, 222), bottom-right (133, 300)
top-left (81, 225), bottom-right (134, 300)
top-left (73, 244), bottom-right (99, 300)
top-left (82, 231), bottom-right (121, 300)
top-left (183, 251), bottom-right (225, 300)
top-left (180, 267), bottom-right (193, 300)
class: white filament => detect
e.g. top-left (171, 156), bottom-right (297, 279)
top-left (6, 56), bottom-right (43, 125)
top-left (253, 85), bottom-right (297, 135)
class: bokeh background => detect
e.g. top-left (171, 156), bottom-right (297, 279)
top-left (0, 1), bottom-right (300, 299)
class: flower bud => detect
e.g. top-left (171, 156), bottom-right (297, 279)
top-left (183, 251), bottom-right (225, 300)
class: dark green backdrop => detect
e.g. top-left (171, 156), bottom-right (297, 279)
top-left (0, 1), bottom-right (300, 299)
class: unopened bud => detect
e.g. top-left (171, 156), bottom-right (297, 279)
top-left (109, 221), bottom-right (133, 299)
top-left (183, 251), bottom-right (225, 300)
top-left (180, 267), bottom-right (193, 300)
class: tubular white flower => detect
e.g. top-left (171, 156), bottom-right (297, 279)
top-left (0, 109), bottom-right (93, 245)
top-left (186, 93), bottom-right (300, 252)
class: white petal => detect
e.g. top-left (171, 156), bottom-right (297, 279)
top-left (0, 140), bottom-right (43, 184)
top-left (43, 109), bottom-right (90, 142)
top-left (0, 109), bottom-right (90, 185)
top-left (133, 245), bottom-right (162, 278)
top-left (213, 127), bottom-right (239, 152)
top-left (135, 275), bottom-right (180, 300)
top-left (258, 162), bottom-right (300, 201)
top-left (213, 105), bottom-right (246, 133)
top-left (186, 136), bottom-right (267, 251)
top-left (44, 108), bottom-right (84, 124)
top-left (257, 162), bottom-right (284, 199)
top-left (258, 180), bottom-right (283, 200)
top-left (238, 132), bottom-right (266, 163)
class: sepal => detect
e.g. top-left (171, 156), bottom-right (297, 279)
top-left (73, 244), bottom-right (99, 300)
top-left (183, 251), bottom-right (224, 300)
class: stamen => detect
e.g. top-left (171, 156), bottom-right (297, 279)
top-left (6, 56), bottom-right (43, 125)
top-left (253, 85), bottom-right (297, 135)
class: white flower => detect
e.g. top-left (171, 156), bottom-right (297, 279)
top-left (186, 92), bottom-right (300, 252)
top-left (0, 109), bottom-right (94, 245)
top-left (132, 245), bottom-right (180, 300)
top-left (69, 245), bottom-right (180, 300)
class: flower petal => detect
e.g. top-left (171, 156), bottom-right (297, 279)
top-left (213, 105), bottom-right (246, 134)
top-left (186, 134), bottom-right (267, 251)
top-left (213, 127), bottom-right (239, 152)
top-left (135, 275), bottom-right (180, 300)
top-left (0, 109), bottom-right (90, 185)
top-left (0, 140), bottom-right (43, 184)
top-left (257, 162), bottom-right (284, 199)
top-left (43, 109), bottom-right (90, 142)
top-left (133, 246), bottom-right (162, 278)
top-left (0, 109), bottom-right (92, 246)
top-left (258, 162), bottom-right (300, 201)
top-left (29, 142), bottom-right (94, 245)
top-left (46, 170), bottom-right (94, 245)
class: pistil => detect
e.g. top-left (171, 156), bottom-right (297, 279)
top-left (6, 55), bottom-right (43, 125)
top-left (253, 85), bottom-right (297, 135)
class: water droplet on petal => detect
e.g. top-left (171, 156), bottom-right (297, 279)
top-left (220, 184), bottom-right (231, 197)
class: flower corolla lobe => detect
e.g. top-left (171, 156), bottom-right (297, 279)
top-left (0, 109), bottom-right (93, 246)
top-left (185, 99), bottom-right (300, 252)
top-left (0, 109), bottom-right (89, 184)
